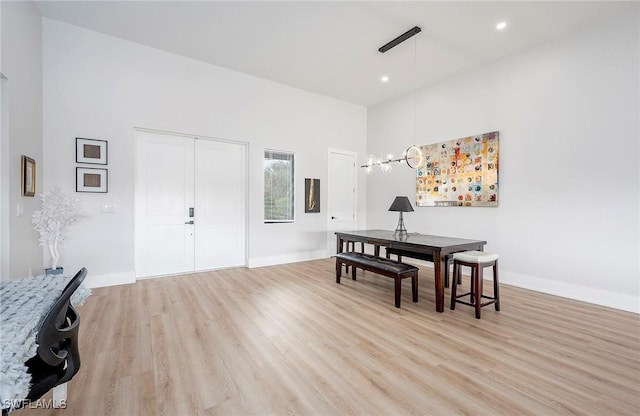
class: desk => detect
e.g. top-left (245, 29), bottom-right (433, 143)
top-left (335, 230), bottom-right (486, 312)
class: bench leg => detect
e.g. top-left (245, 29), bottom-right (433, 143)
top-left (352, 265), bottom-right (357, 280)
top-left (444, 257), bottom-right (449, 288)
top-left (336, 260), bottom-right (342, 283)
top-left (394, 278), bottom-right (401, 308)
top-left (412, 273), bottom-right (418, 303)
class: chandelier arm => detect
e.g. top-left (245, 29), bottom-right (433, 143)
top-left (362, 26), bottom-right (422, 173)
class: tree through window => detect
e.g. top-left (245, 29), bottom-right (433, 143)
top-left (264, 150), bottom-right (294, 223)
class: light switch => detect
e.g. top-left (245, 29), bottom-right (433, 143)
top-left (16, 204), bottom-right (24, 217)
top-left (101, 204), bottom-right (117, 213)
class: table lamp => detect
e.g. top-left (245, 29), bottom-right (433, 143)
top-left (389, 196), bottom-right (414, 234)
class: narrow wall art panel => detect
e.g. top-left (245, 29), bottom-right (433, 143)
top-left (305, 178), bottom-right (320, 213)
top-left (416, 131), bottom-right (499, 207)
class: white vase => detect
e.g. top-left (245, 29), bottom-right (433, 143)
top-left (45, 267), bottom-right (64, 276)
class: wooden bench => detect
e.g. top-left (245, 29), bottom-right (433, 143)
top-left (335, 252), bottom-right (418, 308)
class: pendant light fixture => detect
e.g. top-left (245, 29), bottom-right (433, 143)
top-left (362, 26), bottom-right (423, 173)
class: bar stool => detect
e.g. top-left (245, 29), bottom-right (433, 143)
top-left (450, 251), bottom-right (500, 319)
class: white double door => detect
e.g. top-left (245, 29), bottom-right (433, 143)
top-left (135, 131), bottom-right (247, 278)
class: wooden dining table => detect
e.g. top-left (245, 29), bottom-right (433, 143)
top-left (335, 229), bottom-right (486, 312)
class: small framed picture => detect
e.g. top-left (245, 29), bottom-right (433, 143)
top-left (21, 155), bottom-right (36, 197)
top-left (76, 137), bottom-right (107, 165)
top-left (304, 178), bottom-right (320, 213)
top-left (76, 167), bottom-right (108, 193)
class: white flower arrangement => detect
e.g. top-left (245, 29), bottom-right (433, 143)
top-left (32, 186), bottom-right (84, 270)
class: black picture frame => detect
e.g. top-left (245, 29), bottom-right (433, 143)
top-left (76, 167), bottom-right (108, 193)
top-left (76, 137), bottom-right (108, 165)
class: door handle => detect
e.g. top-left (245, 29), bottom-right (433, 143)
top-left (331, 216), bottom-right (337, 219)
top-left (185, 220), bottom-right (194, 225)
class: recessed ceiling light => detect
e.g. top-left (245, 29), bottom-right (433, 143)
top-left (381, 75), bottom-right (389, 83)
top-left (496, 21), bottom-right (507, 30)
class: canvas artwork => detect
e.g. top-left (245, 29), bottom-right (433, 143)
top-left (305, 178), bottom-right (320, 213)
top-left (416, 131), bottom-right (499, 207)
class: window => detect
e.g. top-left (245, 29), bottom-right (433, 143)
top-left (264, 150), bottom-right (294, 223)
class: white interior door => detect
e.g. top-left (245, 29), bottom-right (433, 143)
top-left (194, 139), bottom-right (246, 270)
top-left (0, 76), bottom-right (9, 278)
top-left (135, 131), bottom-right (195, 277)
top-left (327, 149), bottom-right (357, 255)
top-left (135, 131), bottom-right (247, 278)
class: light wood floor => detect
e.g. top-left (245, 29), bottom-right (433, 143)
top-left (17, 258), bottom-right (640, 415)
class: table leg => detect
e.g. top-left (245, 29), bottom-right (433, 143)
top-left (433, 252), bottom-right (445, 312)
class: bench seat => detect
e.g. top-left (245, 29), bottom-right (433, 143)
top-left (335, 252), bottom-right (418, 308)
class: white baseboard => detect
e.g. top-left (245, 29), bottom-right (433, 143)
top-left (401, 259), bottom-right (639, 313)
top-left (84, 270), bottom-right (135, 288)
top-left (83, 258), bottom-right (639, 314)
top-left (501, 270), bottom-right (639, 314)
top-left (248, 250), bottom-right (328, 268)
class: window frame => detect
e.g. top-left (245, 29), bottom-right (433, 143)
top-left (264, 149), bottom-right (295, 224)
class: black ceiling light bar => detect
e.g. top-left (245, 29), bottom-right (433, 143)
top-left (378, 26), bottom-right (422, 53)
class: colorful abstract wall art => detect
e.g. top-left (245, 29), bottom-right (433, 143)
top-left (416, 131), bottom-right (499, 207)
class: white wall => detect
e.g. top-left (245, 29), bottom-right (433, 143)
top-left (42, 19), bottom-right (367, 287)
top-left (366, 11), bottom-right (639, 312)
top-left (0, 1), bottom-right (43, 279)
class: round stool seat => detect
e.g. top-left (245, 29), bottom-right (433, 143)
top-left (452, 250), bottom-right (498, 264)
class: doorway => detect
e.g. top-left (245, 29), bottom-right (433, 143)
top-left (327, 149), bottom-right (357, 256)
top-left (134, 130), bottom-right (247, 278)
top-left (1, 75), bottom-right (9, 278)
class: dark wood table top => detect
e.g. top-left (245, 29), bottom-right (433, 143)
top-left (335, 229), bottom-right (486, 252)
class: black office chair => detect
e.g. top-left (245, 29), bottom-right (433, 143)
top-left (14, 268), bottom-right (87, 411)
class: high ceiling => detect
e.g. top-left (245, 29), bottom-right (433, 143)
top-left (35, 1), bottom-right (635, 107)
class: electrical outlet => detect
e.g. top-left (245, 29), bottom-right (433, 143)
top-left (101, 204), bottom-right (117, 213)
